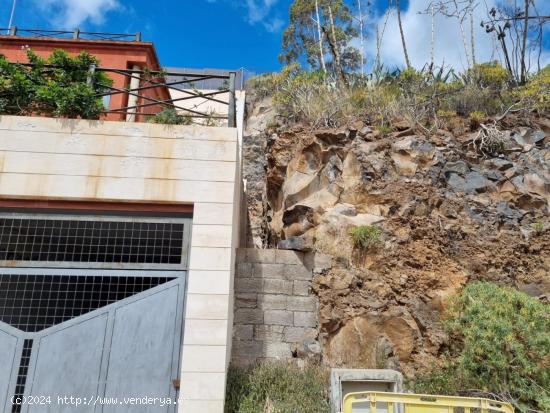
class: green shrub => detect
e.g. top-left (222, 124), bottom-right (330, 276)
top-left (414, 282), bottom-right (550, 412)
top-left (436, 109), bottom-right (457, 118)
top-left (440, 63), bottom-right (511, 116)
top-left (444, 84), bottom-right (504, 116)
top-left (363, 85), bottom-right (401, 127)
top-left (246, 72), bottom-right (285, 99)
top-left (467, 62), bottom-right (511, 90)
top-left (348, 225), bottom-right (381, 249)
top-left (273, 67), bottom-right (345, 127)
top-left (225, 361), bottom-right (330, 413)
top-left (514, 65), bottom-right (550, 112)
top-left (375, 123), bottom-right (393, 136)
top-left (150, 108), bottom-right (192, 125)
top-left (468, 111), bottom-right (485, 129)
top-left (532, 220), bottom-right (545, 234)
top-left (0, 48), bottom-right (112, 119)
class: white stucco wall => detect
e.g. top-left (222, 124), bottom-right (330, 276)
top-left (0, 115), bottom-right (240, 412)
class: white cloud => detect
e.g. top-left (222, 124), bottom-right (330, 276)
top-left (205, 0), bottom-right (283, 32)
top-left (245, 0), bottom-right (277, 23)
top-left (37, 0), bottom-right (120, 29)
top-left (365, 0), bottom-right (549, 71)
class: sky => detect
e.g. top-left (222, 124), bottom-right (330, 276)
top-left (0, 0), bottom-right (548, 75)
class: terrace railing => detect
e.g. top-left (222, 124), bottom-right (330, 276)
top-left (1, 27), bottom-right (142, 41)
top-left (3, 63), bottom-right (237, 127)
top-left (92, 66), bottom-right (237, 126)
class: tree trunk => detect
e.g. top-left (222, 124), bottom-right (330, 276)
top-left (498, 26), bottom-right (514, 80)
top-left (469, 0), bottom-right (476, 66)
top-left (357, 0), bottom-right (365, 76)
top-left (430, 1), bottom-right (435, 69)
top-left (375, 8), bottom-right (391, 74)
top-left (327, 4), bottom-right (347, 85)
top-left (315, 0), bottom-right (327, 73)
top-left (453, 2), bottom-right (471, 68)
top-left (395, 0), bottom-right (411, 69)
top-left (520, 0), bottom-right (529, 83)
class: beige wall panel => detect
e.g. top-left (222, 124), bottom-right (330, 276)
top-left (0, 115), bottom-right (239, 413)
top-left (183, 320), bottom-right (229, 346)
top-left (180, 345), bottom-right (227, 373)
top-left (193, 203), bottom-right (234, 225)
top-left (191, 225), bottom-right (233, 248)
top-left (0, 151), bottom-right (235, 182)
top-left (0, 173), bottom-right (235, 203)
top-left (179, 372), bottom-right (226, 400)
top-left (0, 132), bottom-right (237, 161)
top-left (185, 294), bottom-right (230, 320)
top-left (0, 115), bottom-right (237, 141)
top-left (189, 247), bottom-right (232, 271)
top-left (187, 271), bottom-right (231, 295)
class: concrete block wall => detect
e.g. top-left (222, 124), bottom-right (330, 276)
top-left (231, 248), bottom-right (332, 365)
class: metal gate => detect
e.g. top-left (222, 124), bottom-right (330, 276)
top-left (0, 212), bottom-right (191, 412)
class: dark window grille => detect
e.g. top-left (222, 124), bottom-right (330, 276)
top-left (0, 218), bottom-right (185, 265)
top-left (11, 339), bottom-right (33, 413)
top-left (0, 274), bottom-right (174, 332)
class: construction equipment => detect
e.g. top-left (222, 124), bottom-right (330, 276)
top-left (343, 391), bottom-right (514, 413)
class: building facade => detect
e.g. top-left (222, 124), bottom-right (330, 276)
top-left (0, 31), bottom-right (242, 412)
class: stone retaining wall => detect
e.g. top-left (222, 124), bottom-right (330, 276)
top-left (231, 248), bottom-right (331, 366)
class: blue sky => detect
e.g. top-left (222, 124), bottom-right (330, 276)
top-left (0, 0), bottom-right (301, 73)
top-left (0, 0), bottom-right (547, 74)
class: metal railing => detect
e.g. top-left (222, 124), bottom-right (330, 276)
top-left (1, 27), bottom-right (142, 41)
top-left (93, 66), bottom-right (237, 126)
top-left (1, 62), bottom-right (237, 127)
top-left (343, 392), bottom-right (514, 413)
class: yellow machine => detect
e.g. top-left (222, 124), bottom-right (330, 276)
top-left (343, 391), bottom-right (514, 413)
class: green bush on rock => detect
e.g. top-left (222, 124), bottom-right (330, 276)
top-left (348, 225), bottom-right (382, 250)
top-left (414, 282), bottom-right (550, 412)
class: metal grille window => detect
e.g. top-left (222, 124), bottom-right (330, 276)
top-left (0, 273), bottom-right (175, 332)
top-left (0, 217), bottom-right (186, 266)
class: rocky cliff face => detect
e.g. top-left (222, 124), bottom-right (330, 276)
top-left (242, 98), bottom-right (550, 376)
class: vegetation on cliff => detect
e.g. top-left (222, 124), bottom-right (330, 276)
top-left (248, 61), bottom-right (549, 131)
top-left (415, 282), bottom-right (549, 412)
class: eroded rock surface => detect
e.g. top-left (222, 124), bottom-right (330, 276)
top-left (242, 102), bottom-right (550, 376)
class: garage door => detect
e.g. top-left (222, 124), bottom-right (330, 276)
top-left (0, 212), bottom-right (191, 412)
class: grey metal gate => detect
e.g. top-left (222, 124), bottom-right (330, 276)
top-left (0, 212), bottom-right (191, 413)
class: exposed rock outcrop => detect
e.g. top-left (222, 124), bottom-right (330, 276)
top-left (242, 101), bottom-right (550, 376)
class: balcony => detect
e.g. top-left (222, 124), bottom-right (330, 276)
top-left (0, 28), bottom-right (239, 127)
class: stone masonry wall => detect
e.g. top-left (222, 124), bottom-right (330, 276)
top-left (231, 248), bottom-right (331, 366)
